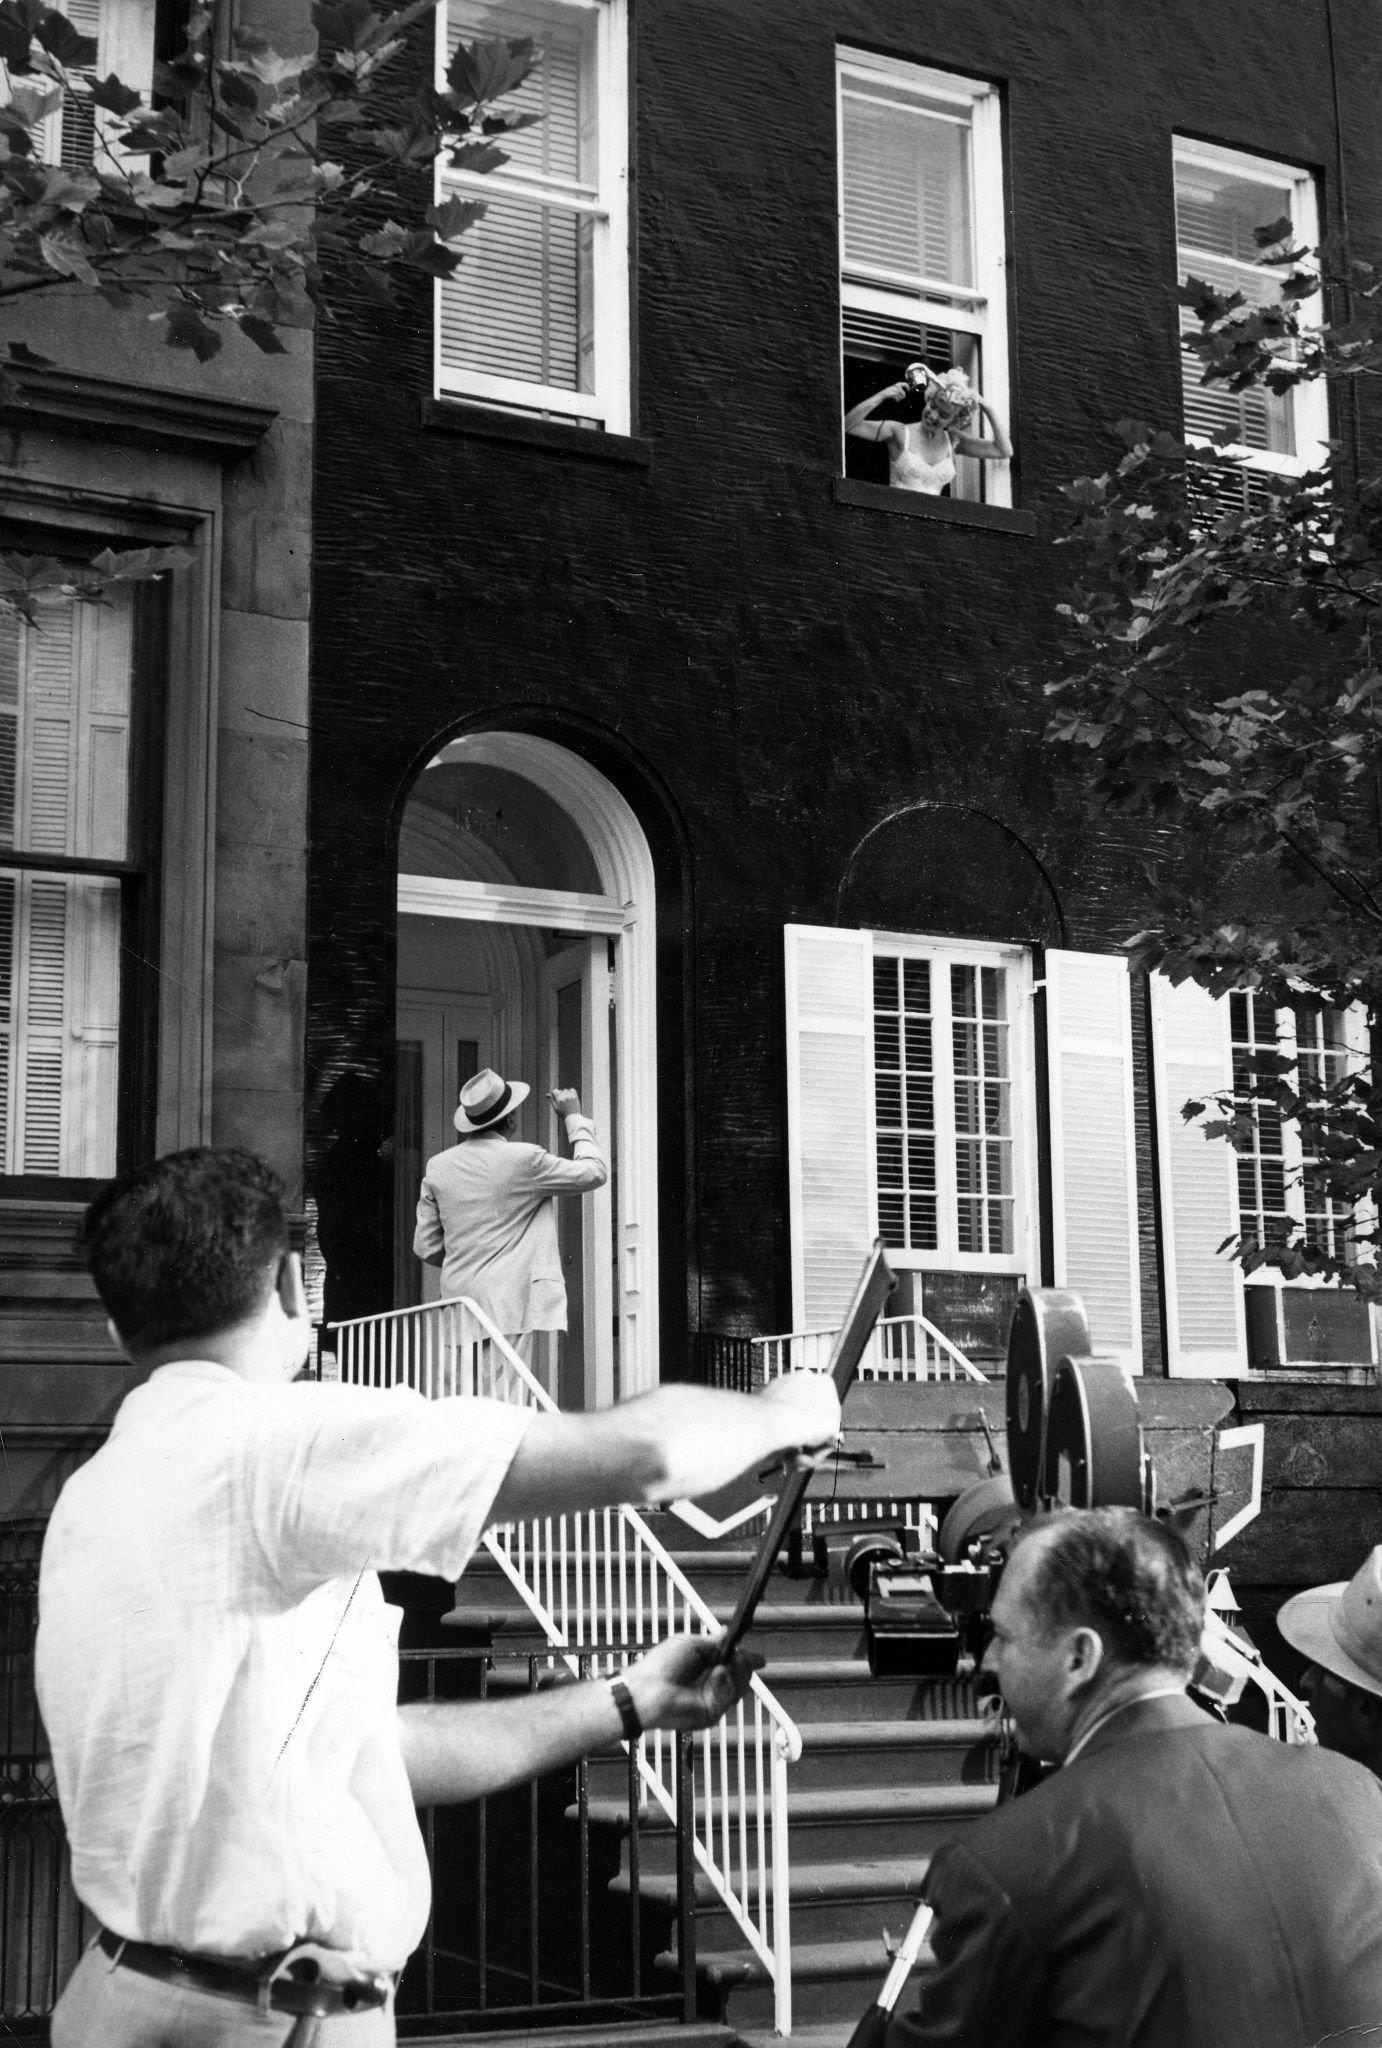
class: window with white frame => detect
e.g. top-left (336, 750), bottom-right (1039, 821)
top-left (1229, 991), bottom-right (1367, 1261)
top-left (787, 928), bottom-right (1145, 1366)
top-left (0, 583), bottom-right (154, 1181)
top-left (435, 0), bottom-right (629, 433)
top-left (872, 950), bottom-right (1016, 1260)
top-left (1173, 138), bottom-right (1328, 503)
top-left (837, 48), bottom-right (1010, 506)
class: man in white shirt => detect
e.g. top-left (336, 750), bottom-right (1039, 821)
top-left (38, 1147), bottom-right (840, 2047)
top-left (413, 1070), bottom-right (605, 1344)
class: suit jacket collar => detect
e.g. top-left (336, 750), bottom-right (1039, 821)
top-left (1070, 1687), bottom-right (1214, 1766)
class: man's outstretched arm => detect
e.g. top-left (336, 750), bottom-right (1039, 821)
top-left (398, 1633), bottom-right (759, 1806)
top-left (487, 1374), bottom-right (842, 1526)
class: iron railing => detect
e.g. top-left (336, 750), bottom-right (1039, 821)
top-left (1, 1526), bottom-right (93, 2035)
top-left (328, 1296), bottom-right (805, 2034)
top-left (397, 1641), bottom-right (696, 2033)
top-left (754, 1311), bottom-right (988, 1382)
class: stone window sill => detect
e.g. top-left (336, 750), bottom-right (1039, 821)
top-left (834, 475), bottom-right (1039, 534)
top-left (420, 398), bottom-right (652, 469)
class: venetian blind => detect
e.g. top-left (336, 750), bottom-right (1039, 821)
top-left (841, 83), bottom-right (973, 294)
top-left (439, 3), bottom-right (593, 393)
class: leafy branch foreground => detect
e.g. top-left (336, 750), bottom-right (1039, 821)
top-left (0, 0), bottom-right (531, 614)
top-left (1050, 223), bottom-right (1382, 1289)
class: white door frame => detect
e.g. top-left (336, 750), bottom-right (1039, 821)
top-left (397, 732), bottom-right (659, 1397)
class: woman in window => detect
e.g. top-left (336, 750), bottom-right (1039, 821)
top-left (846, 364), bottom-right (1011, 495)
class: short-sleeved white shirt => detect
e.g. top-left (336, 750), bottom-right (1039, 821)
top-left (36, 1362), bottom-right (532, 1972)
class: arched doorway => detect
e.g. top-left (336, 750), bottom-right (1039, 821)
top-left (394, 732), bottom-right (658, 1406)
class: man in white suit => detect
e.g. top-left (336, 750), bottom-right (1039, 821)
top-left (414, 1068), bottom-right (606, 1346)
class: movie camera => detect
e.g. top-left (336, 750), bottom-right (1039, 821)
top-left (841, 1286), bottom-right (1157, 1682)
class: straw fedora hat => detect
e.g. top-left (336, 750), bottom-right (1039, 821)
top-left (1277, 1546), bottom-right (1382, 1701)
top-left (454, 1067), bottom-right (530, 1134)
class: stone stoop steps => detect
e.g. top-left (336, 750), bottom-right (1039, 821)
top-left (445, 1513), bottom-right (1000, 2047)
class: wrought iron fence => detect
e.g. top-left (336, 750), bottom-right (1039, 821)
top-left (396, 1640), bottom-right (696, 2036)
top-left (1, 1521), bottom-right (93, 2035)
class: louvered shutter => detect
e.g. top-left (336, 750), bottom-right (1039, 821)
top-left (785, 924), bottom-right (877, 1329)
top-left (1151, 974), bottom-right (1246, 1375)
top-left (1044, 951), bottom-right (1142, 1370)
top-left (2, 594), bottom-right (130, 1175)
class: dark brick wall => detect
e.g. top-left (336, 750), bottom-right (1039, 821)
top-left (308, 0), bottom-right (1381, 1357)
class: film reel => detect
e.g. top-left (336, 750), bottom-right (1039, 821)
top-left (1042, 1354), bottom-right (1145, 1510)
top-left (1005, 1289), bottom-right (1092, 1509)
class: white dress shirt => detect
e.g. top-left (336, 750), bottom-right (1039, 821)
top-left (36, 1363), bottom-right (532, 1972)
top-left (413, 1115), bottom-right (607, 1334)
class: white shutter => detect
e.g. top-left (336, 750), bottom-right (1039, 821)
top-left (785, 924), bottom-right (876, 1330)
top-left (1045, 950), bottom-right (1142, 1370)
top-left (1151, 973), bottom-right (1246, 1375)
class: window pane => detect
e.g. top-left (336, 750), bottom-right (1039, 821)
top-left (872, 948), bottom-right (937, 1252)
top-left (448, 0), bottom-right (594, 185)
top-left (441, 0), bottom-right (599, 398)
top-left (841, 84), bottom-right (973, 290)
top-left (438, 193), bottom-right (592, 392)
top-left (0, 868), bottom-right (121, 1176)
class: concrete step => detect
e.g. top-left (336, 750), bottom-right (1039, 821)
top-left (582, 1781), bottom-right (998, 1871)
top-left (613, 1853), bottom-right (933, 1948)
top-left (666, 1934), bottom-right (938, 2030)
top-left (791, 1717), bottom-right (997, 1792)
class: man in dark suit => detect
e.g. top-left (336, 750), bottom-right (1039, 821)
top-left (887, 1508), bottom-right (1382, 2048)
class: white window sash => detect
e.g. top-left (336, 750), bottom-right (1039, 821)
top-left (1173, 136), bottom-right (1329, 477)
top-left (868, 931), bottom-right (1036, 1277)
top-left (434, 0), bottom-right (629, 434)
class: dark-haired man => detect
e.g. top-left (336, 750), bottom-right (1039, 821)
top-left (887, 1508), bottom-right (1382, 2048)
top-left (38, 1148), bottom-right (840, 2047)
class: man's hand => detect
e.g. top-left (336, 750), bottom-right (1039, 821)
top-left (549, 1088), bottom-right (583, 1118)
top-left (622, 1632), bottom-right (764, 1733)
top-left (756, 1370), bottom-right (842, 1467)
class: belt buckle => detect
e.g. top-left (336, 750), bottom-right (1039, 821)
top-left (264, 1942), bottom-right (389, 2020)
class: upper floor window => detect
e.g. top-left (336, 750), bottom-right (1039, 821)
top-left (837, 49), bottom-right (1011, 507)
top-left (0, 584), bottom-right (158, 1183)
top-left (1173, 138), bottom-right (1328, 501)
top-left (435, 0), bottom-right (630, 434)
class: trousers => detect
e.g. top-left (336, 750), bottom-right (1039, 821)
top-left (51, 1942), bottom-right (397, 2047)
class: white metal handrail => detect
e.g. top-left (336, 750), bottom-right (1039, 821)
top-left (326, 1296), bottom-right (802, 2033)
top-left (754, 1310), bottom-right (988, 1383)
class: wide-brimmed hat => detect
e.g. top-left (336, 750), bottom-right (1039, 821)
top-left (454, 1068), bottom-right (530, 1133)
top-left (1278, 1546), bottom-right (1382, 1701)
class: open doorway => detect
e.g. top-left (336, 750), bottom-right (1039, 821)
top-left (394, 734), bottom-right (656, 1407)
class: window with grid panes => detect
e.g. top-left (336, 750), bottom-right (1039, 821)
top-left (1173, 139), bottom-right (1328, 515)
top-left (435, 0), bottom-right (629, 432)
top-left (873, 952), bottom-right (1013, 1260)
top-left (0, 582), bottom-right (157, 1182)
top-left (1229, 991), bottom-right (1360, 1257)
top-left (837, 48), bottom-right (1010, 505)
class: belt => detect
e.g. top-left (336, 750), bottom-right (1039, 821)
top-left (96, 1927), bottom-right (391, 2019)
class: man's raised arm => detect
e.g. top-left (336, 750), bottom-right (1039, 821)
top-left (488, 1374), bottom-right (841, 1526)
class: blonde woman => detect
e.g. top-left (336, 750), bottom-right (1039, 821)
top-left (846, 363), bottom-right (1011, 494)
